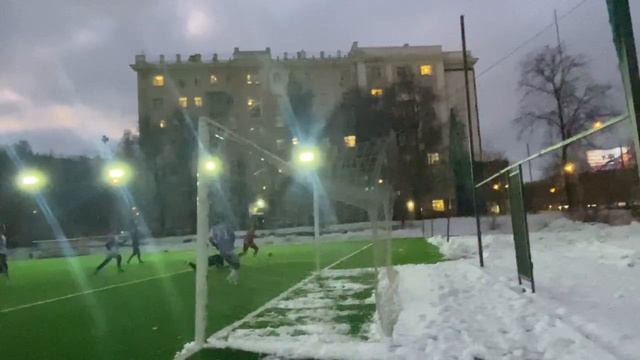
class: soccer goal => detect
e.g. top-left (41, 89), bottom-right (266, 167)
top-left (176, 116), bottom-right (400, 358)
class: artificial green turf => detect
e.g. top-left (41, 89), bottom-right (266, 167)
top-left (0, 238), bottom-right (441, 360)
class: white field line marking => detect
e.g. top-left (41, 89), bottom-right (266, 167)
top-left (206, 242), bottom-right (374, 345)
top-left (0, 269), bottom-right (191, 314)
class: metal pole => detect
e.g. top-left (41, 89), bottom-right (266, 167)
top-left (194, 119), bottom-right (210, 347)
top-left (461, 15), bottom-right (484, 267)
top-left (313, 181), bottom-right (320, 272)
top-left (430, 219), bottom-right (434, 237)
top-left (554, 9), bottom-right (562, 48)
top-left (607, 0), bottom-right (640, 180)
top-left (446, 217), bottom-right (451, 243)
top-left (526, 144), bottom-right (533, 182)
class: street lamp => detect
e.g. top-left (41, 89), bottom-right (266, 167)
top-left (104, 161), bottom-right (133, 186)
top-left (563, 162), bottom-right (576, 174)
top-left (293, 145), bottom-right (322, 271)
top-left (16, 169), bottom-right (47, 193)
top-left (593, 120), bottom-right (604, 129)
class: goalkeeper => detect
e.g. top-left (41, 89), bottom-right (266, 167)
top-left (189, 221), bottom-right (240, 283)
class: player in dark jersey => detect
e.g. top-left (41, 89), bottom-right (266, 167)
top-left (127, 220), bottom-right (143, 264)
top-left (239, 223), bottom-right (259, 257)
top-left (0, 224), bottom-right (9, 278)
top-left (94, 233), bottom-right (124, 274)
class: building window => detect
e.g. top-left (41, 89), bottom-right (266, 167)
top-left (152, 75), bottom-right (164, 86)
top-left (194, 77), bottom-right (199, 86)
top-left (432, 199), bottom-right (445, 212)
top-left (246, 73), bottom-right (260, 85)
top-left (368, 66), bottom-right (382, 80)
top-left (152, 98), bottom-right (164, 109)
top-left (344, 135), bottom-right (357, 148)
top-left (420, 64), bottom-right (433, 76)
top-left (370, 88), bottom-right (384, 97)
top-left (194, 96), bottom-right (203, 107)
top-left (210, 74), bottom-right (219, 84)
top-left (427, 152), bottom-right (440, 165)
top-left (247, 98), bottom-right (261, 117)
top-left (178, 97), bottom-right (188, 108)
top-left (396, 66), bottom-right (410, 79)
top-left (159, 119), bottom-right (167, 128)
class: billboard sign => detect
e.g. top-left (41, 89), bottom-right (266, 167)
top-left (586, 147), bottom-right (634, 171)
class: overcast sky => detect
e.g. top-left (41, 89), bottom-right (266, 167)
top-left (0, 0), bottom-right (638, 164)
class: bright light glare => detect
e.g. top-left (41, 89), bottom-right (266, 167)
top-left (201, 156), bottom-right (222, 177)
top-left (16, 169), bottom-right (47, 192)
top-left (255, 198), bottom-right (266, 208)
top-left (299, 151), bottom-right (315, 163)
top-left (104, 162), bottom-right (133, 186)
top-left (22, 176), bottom-right (38, 185)
top-left (109, 169), bottom-right (125, 179)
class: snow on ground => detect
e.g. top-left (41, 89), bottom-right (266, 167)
top-left (430, 218), bottom-right (640, 360)
top-left (207, 262), bottom-right (620, 360)
top-left (204, 217), bottom-right (638, 359)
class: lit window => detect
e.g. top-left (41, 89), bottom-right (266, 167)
top-left (152, 75), bottom-right (165, 86)
top-left (246, 73), bottom-right (260, 85)
top-left (292, 137), bottom-right (299, 145)
top-left (210, 74), bottom-right (218, 84)
top-left (194, 96), bottom-right (203, 107)
top-left (432, 199), bottom-right (445, 212)
top-left (159, 119), bottom-right (167, 128)
top-left (370, 88), bottom-right (384, 97)
top-left (427, 152), bottom-right (440, 165)
top-left (178, 97), bottom-right (188, 108)
top-left (420, 64), bottom-right (433, 76)
top-left (344, 135), bottom-right (357, 148)
top-left (247, 97), bottom-right (261, 118)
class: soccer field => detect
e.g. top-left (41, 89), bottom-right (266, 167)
top-left (0, 238), bottom-right (441, 360)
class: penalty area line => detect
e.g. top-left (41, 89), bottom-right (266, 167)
top-left (0, 269), bottom-right (191, 314)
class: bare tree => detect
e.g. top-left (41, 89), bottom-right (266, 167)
top-left (516, 45), bottom-right (612, 211)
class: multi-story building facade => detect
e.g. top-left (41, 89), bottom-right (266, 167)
top-left (131, 42), bottom-right (481, 233)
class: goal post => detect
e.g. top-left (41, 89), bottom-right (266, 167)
top-left (194, 118), bottom-right (211, 348)
top-left (180, 116), bottom-right (399, 357)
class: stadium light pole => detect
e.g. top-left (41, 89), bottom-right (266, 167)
top-left (293, 146), bottom-right (322, 271)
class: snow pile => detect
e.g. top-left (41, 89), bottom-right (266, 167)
top-left (429, 218), bottom-right (640, 359)
top-left (391, 263), bottom-right (616, 360)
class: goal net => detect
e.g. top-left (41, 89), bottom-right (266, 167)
top-left (177, 116), bottom-right (399, 358)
